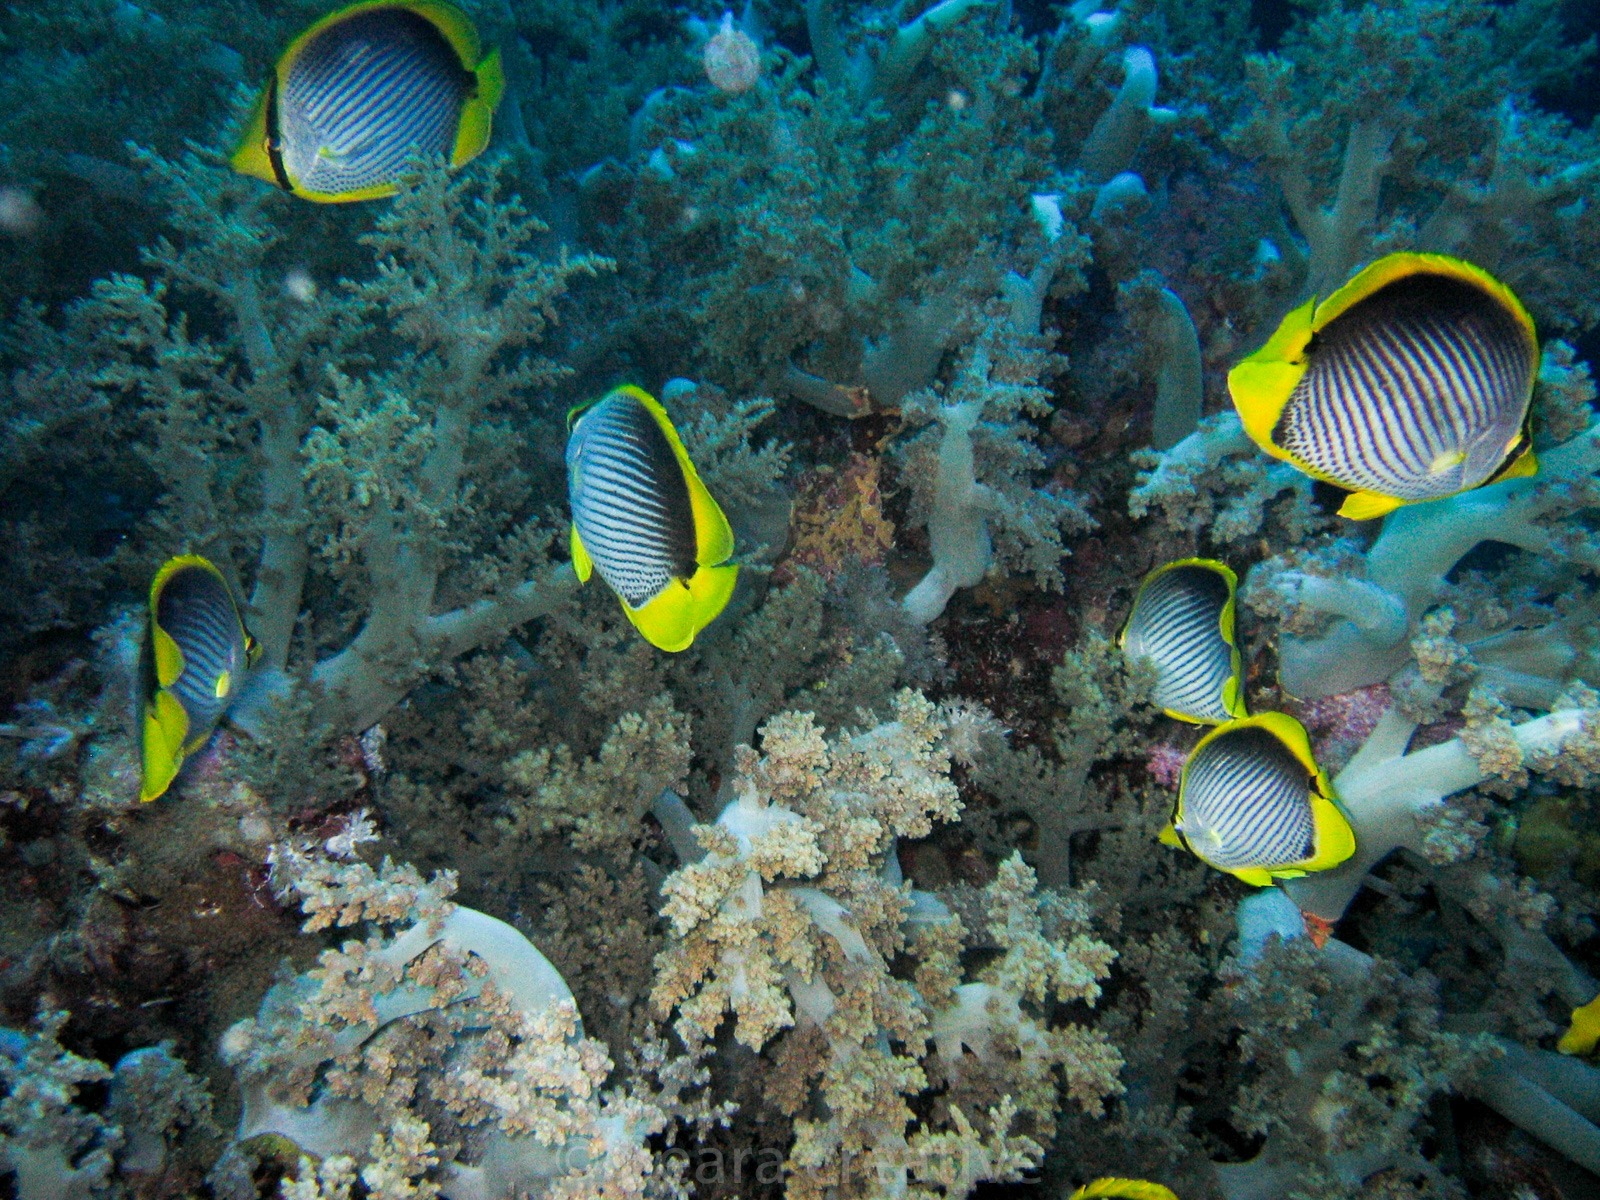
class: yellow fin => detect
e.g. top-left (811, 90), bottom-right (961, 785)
top-left (1071, 1179), bottom-right (1180, 1200)
top-left (625, 563), bottom-right (739, 652)
top-left (451, 47), bottom-right (504, 167)
top-left (571, 524), bottom-right (594, 582)
top-left (1312, 252), bottom-right (1537, 353)
top-left (1560, 993), bottom-right (1600, 1056)
top-left (1158, 824), bottom-right (1182, 849)
top-left (140, 689), bottom-right (190, 803)
top-left (1336, 490), bottom-right (1405, 521)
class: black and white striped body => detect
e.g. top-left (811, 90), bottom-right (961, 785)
top-left (1275, 274), bottom-right (1533, 502)
top-left (1178, 726), bottom-right (1314, 872)
top-left (1124, 565), bottom-right (1233, 722)
top-left (280, 8), bottom-right (467, 196)
top-left (568, 393), bottom-right (699, 609)
top-left (156, 566), bottom-right (248, 746)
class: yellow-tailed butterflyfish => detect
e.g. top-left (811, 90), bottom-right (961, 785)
top-left (566, 385), bottom-right (738, 652)
top-left (1160, 712), bottom-right (1354, 887)
top-left (231, 0), bottom-right (504, 203)
top-left (1119, 558), bottom-right (1246, 725)
top-left (140, 555), bottom-right (261, 802)
top-left (1228, 252), bottom-right (1539, 521)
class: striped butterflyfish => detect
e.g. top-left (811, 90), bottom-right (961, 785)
top-left (1159, 712), bottom-right (1354, 887)
top-left (140, 555), bottom-right (261, 802)
top-left (230, 1), bottom-right (504, 203)
top-left (566, 385), bottom-right (739, 652)
top-left (1119, 558), bottom-right (1246, 724)
top-left (1228, 252), bottom-right (1539, 521)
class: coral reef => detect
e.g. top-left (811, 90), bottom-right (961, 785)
top-left (2, 0), bottom-right (1600, 1197)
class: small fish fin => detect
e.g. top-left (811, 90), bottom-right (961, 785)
top-left (229, 86), bottom-right (277, 183)
top-left (1157, 824), bottom-right (1183, 849)
top-left (451, 46), bottom-right (503, 167)
top-left (245, 632), bottom-right (263, 669)
top-left (1336, 489), bottom-right (1405, 521)
top-left (1559, 993), bottom-right (1600, 1056)
top-left (571, 524), bottom-right (594, 582)
top-left (624, 564), bottom-right (738, 653)
top-left (140, 689), bottom-right (190, 803)
top-left (1071, 1177), bottom-right (1180, 1200)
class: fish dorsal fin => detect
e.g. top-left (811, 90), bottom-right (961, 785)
top-left (1312, 252), bottom-right (1536, 352)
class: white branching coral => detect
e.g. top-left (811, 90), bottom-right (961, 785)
top-left (651, 690), bottom-right (1121, 1198)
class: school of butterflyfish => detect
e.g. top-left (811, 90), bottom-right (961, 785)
top-left (136, 21), bottom-right (1550, 1172)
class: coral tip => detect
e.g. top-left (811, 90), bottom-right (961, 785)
top-left (704, 12), bottom-right (760, 94)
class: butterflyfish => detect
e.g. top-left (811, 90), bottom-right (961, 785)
top-left (1120, 558), bottom-right (1246, 724)
top-left (231, 1), bottom-right (504, 202)
top-left (1070, 1181), bottom-right (1179, 1200)
top-left (140, 555), bottom-right (261, 802)
top-left (1160, 712), bottom-right (1354, 887)
top-left (1228, 252), bottom-right (1539, 521)
top-left (566, 385), bottom-right (738, 652)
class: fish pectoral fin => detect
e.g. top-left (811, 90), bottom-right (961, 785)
top-left (1336, 489), bottom-right (1405, 521)
top-left (1426, 448), bottom-right (1467, 475)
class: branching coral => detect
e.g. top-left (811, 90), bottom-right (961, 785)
top-left (89, 150), bottom-right (609, 739)
top-left (895, 313), bottom-right (1094, 624)
top-left (229, 846), bottom-right (677, 1200)
top-left (652, 690), bottom-right (1121, 1197)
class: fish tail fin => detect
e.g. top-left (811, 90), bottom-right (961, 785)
top-left (230, 86), bottom-right (277, 182)
top-left (140, 690), bottom-right (190, 802)
top-left (626, 564), bottom-right (739, 653)
top-left (453, 47), bottom-right (504, 166)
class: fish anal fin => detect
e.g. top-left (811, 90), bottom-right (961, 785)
top-left (625, 564), bottom-right (739, 652)
top-left (140, 690), bottom-right (190, 802)
top-left (1336, 489), bottom-right (1404, 521)
top-left (571, 524), bottom-right (594, 582)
